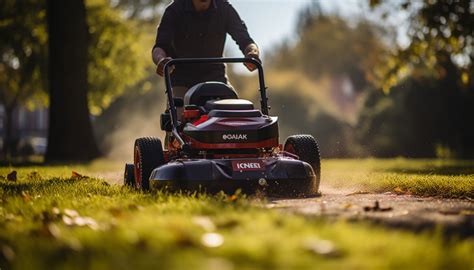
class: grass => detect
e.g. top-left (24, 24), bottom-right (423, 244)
top-left (0, 160), bottom-right (473, 269)
top-left (322, 158), bottom-right (474, 198)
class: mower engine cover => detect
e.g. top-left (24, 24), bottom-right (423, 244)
top-left (183, 114), bottom-right (279, 149)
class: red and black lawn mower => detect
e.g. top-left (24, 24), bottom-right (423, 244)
top-left (124, 58), bottom-right (321, 197)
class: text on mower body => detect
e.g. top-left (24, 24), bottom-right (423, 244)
top-left (222, 134), bottom-right (248, 140)
top-left (236, 162), bottom-right (261, 169)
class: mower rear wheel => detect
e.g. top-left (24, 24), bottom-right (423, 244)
top-left (284, 135), bottom-right (321, 192)
top-left (134, 137), bottom-right (165, 191)
top-left (124, 163), bottom-right (135, 187)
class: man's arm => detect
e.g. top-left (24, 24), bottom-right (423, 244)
top-left (152, 6), bottom-right (177, 75)
top-left (152, 47), bottom-right (167, 66)
top-left (153, 47), bottom-right (173, 76)
top-left (225, 2), bottom-right (260, 71)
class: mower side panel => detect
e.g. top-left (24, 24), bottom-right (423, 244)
top-left (149, 158), bottom-right (318, 197)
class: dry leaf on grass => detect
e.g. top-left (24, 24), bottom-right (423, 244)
top-left (71, 171), bottom-right (90, 179)
top-left (7, 171), bottom-right (17, 182)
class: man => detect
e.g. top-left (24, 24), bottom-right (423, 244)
top-left (152, 0), bottom-right (260, 99)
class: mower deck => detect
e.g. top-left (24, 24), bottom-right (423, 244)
top-left (149, 157), bottom-right (318, 197)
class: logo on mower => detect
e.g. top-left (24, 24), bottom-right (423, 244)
top-left (236, 162), bottom-right (261, 169)
top-left (222, 134), bottom-right (248, 140)
top-left (232, 160), bottom-right (265, 171)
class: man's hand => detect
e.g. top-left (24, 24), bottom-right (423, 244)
top-left (156, 57), bottom-right (175, 77)
top-left (244, 44), bottom-right (260, 72)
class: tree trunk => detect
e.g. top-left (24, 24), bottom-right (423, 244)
top-left (45, 0), bottom-right (100, 162)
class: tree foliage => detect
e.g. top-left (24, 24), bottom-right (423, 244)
top-left (1, 0), bottom-right (153, 158)
top-left (0, 0), bottom-right (48, 157)
top-left (87, 0), bottom-right (150, 114)
top-left (0, 0), bottom-right (150, 114)
top-left (370, 0), bottom-right (473, 91)
top-left (0, 0), bottom-right (48, 111)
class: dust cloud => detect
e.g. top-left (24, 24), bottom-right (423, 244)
top-left (95, 92), bottom-right (167, 163)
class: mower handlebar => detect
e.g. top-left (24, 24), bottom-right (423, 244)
top-left (163, 57), bottom-right (269, 151)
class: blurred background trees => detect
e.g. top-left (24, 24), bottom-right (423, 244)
top-left (0, 0), bottom-right (48, 159)
top-left (0, 0), bottom-right (159, 161)
top-left (261, 0), bottom-right (473, 158)
top-left (0, 0), bottom-right (473, 161)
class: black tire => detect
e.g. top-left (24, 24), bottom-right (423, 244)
top-left (134, 137), bottom-right (165, 191)
top-left (124, 163), bottom-right (135, 187)
top-left (284, 135), bottom-right (321, 192)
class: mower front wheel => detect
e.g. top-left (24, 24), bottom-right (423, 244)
top-left (284, 135), bottom-right (321, 192)
top-left (134, 137), bottom-right (165, 191)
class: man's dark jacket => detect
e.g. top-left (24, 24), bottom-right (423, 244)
top-left (154, 0), bottom-right (255, 87)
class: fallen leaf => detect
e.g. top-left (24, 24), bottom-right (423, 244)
top-left (72, 171), bottom-right (89, 179)
top-left (7, 171), bottom-right (17, 182)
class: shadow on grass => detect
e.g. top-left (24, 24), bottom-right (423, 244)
top-left (379, 164), bottom-right (474, 176)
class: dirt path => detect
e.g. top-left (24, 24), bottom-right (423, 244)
top-left (98, 172), bottom-right (474, 236)
top-left (270, 184), bottom-right (474, 237)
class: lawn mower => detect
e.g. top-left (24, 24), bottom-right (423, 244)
top-left (124, 58), bottom-right (321, 197)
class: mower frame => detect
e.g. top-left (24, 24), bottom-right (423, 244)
top-left (163, 58), bottom-right (268, 150)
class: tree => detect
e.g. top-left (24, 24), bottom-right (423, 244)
top-left (87, 0), bottom-right (151, 114)
top-left (0, 0), bottom-right (152, 161)
top-left (0, 0), bottom-right (48, 158)
top-left (369, 0), bottom-right (473, 91)
top-left (46, 0), bottom-right (100, 161)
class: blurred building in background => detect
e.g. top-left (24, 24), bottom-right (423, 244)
top-left (0, 105), bottom-right (48, 156)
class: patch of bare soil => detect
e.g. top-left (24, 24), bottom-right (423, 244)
top-left (269, 184), bottom-right (474, 237)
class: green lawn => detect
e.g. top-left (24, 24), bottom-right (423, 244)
top-left (323, 159), bottom-right (474, 198)
top-left (0, 160), bottom-right (473, 269)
